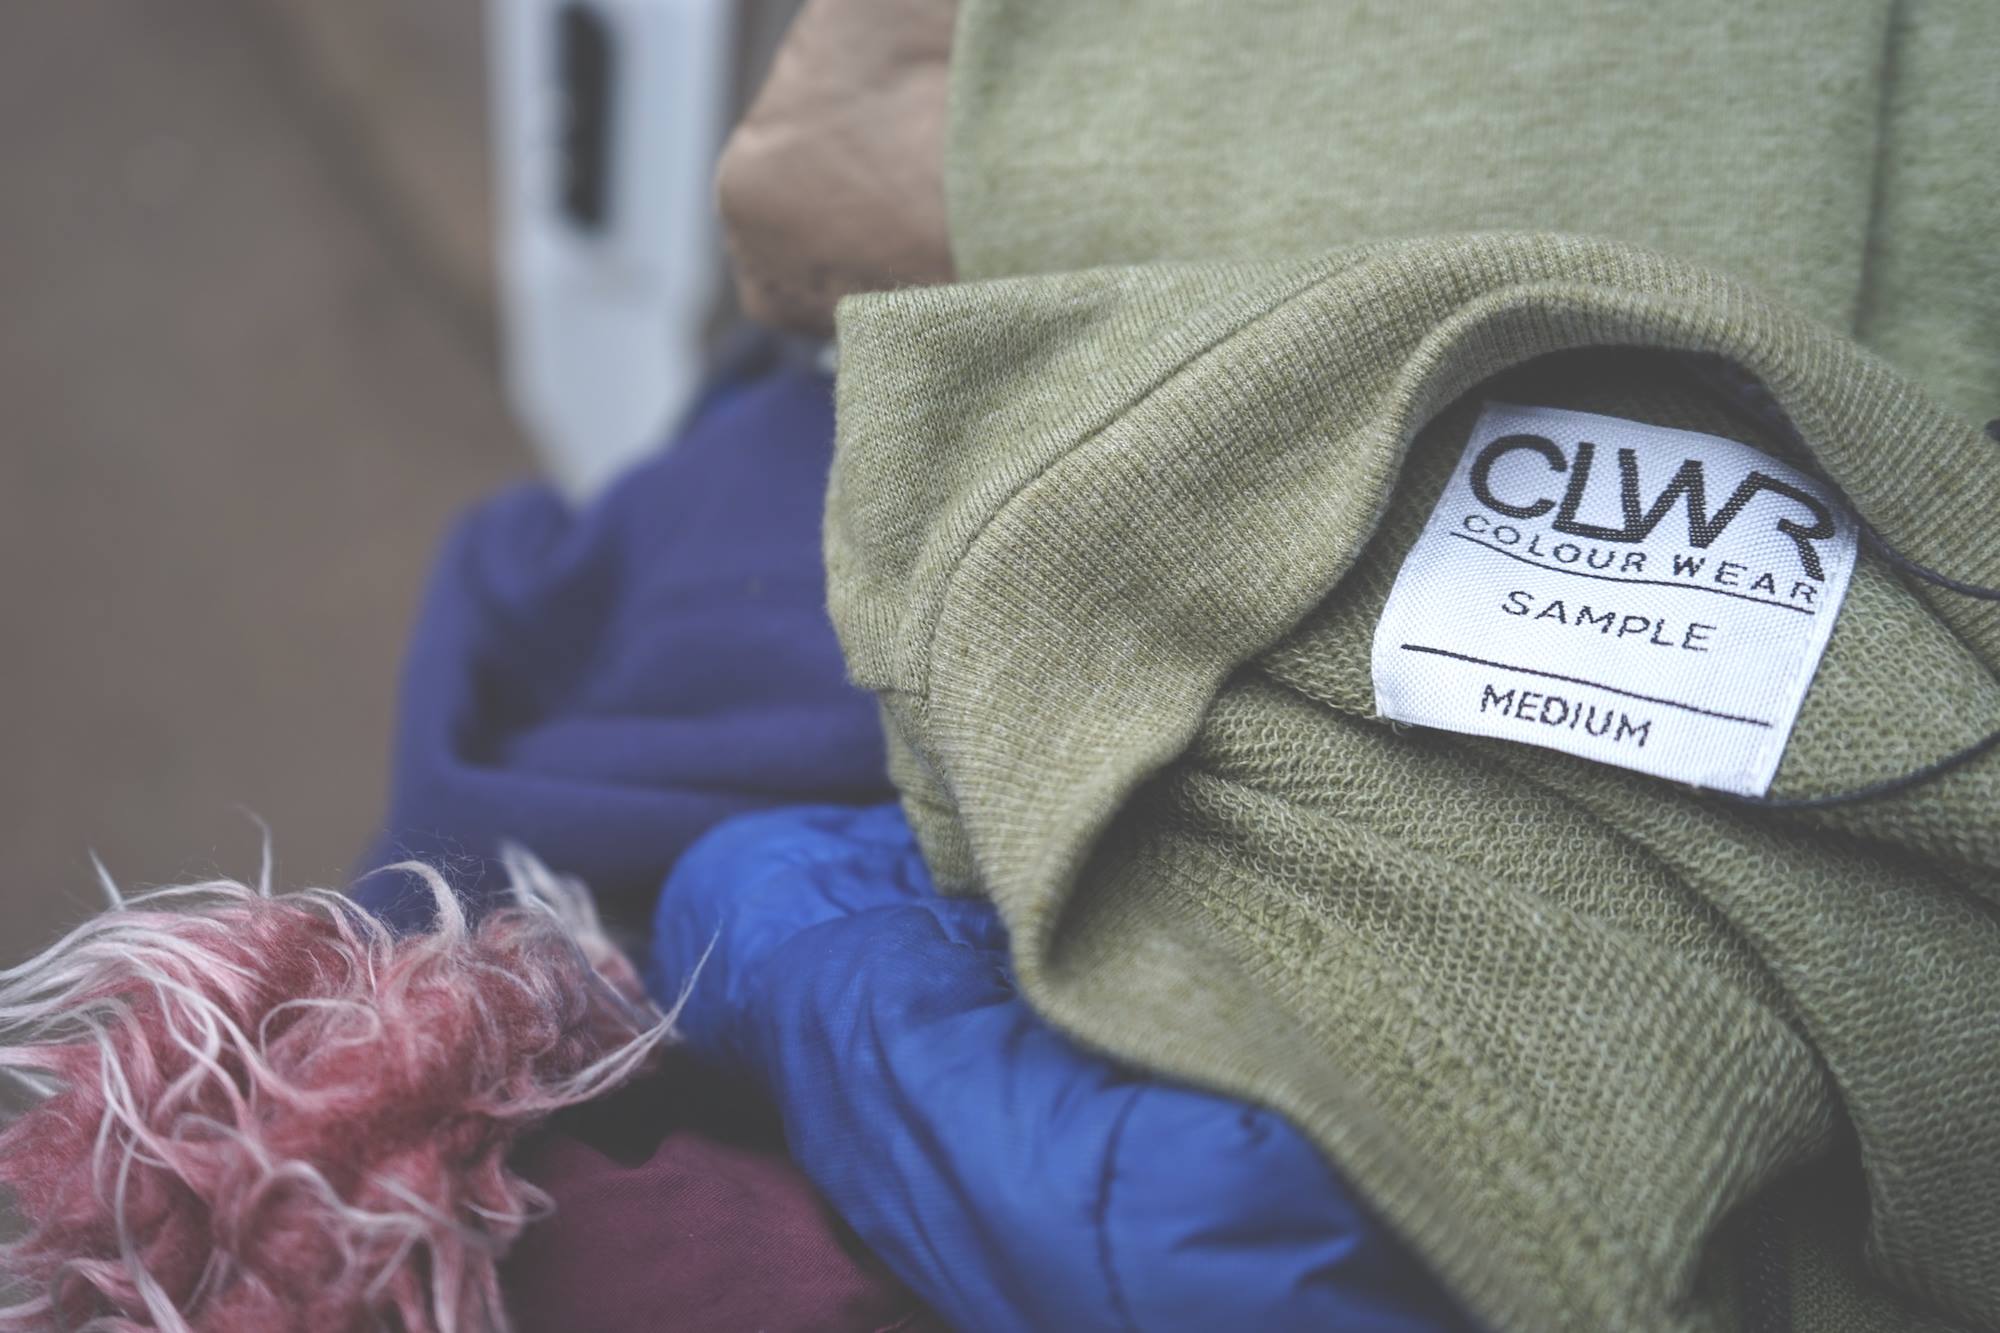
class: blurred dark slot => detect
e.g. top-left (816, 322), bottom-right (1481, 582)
top-left (557, 3), bottom-right (613, 231)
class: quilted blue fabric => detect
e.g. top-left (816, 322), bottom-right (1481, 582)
top-left (652, 804), bottom-right (1472, 1333)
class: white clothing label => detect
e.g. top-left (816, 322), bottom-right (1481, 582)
top-left (1371, 402), bottom-right (1857, 795)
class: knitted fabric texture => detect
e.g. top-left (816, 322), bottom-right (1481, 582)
top-left (945, 0), bottom-right (2000, 426)
top-left (824, 234), bottom-right (2000, 1333)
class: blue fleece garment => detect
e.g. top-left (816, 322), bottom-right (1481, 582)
top-left (652, 804), bottom-right (1473, 1333)
top-left (352, 350), bottom-right (891, 928)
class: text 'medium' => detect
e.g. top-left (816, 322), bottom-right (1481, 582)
top-left (1371, 401), bottom-right (1857, 795)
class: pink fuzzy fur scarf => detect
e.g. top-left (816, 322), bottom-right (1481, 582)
top-left (0, 851), bottom-right (669, 1332)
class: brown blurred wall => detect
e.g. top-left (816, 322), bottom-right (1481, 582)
top-left (0, 0), bottom-right (528, 965)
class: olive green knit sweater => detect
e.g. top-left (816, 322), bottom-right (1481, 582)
top-left (826, 8), bottom-right (1998, 1332)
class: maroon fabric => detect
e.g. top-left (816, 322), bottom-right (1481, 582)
top-left (504, 1057), bottom-right (942, 1333)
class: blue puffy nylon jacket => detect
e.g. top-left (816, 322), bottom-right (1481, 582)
top-left (651, 804), bottom-right (1472, 1333)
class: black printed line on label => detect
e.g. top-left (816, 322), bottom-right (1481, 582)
top-left (1397, 644), bottom-right (1776, 729)
top-left (1447, 531), bottom-right (1815, 615)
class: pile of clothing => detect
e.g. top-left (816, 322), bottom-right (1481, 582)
top-left (6, 2), bottom-right (1998, 1330)
top-left (359, 340), bottom-right (1470, 1332)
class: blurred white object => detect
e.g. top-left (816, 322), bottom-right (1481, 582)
top-left (490, 0), bottom-right (735, 498)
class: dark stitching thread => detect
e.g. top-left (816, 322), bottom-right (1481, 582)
top-left (1727, 726), bottom-right (2000, 810)
top-left (1861, 524), bottom-right (2000, 602)
top-left (1398, 643), bottom-right (1775, 727)
top-left (1680, 354), bottom-right (2000, 604)
top-left (1676, 354), bottom-right (2000, 807)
